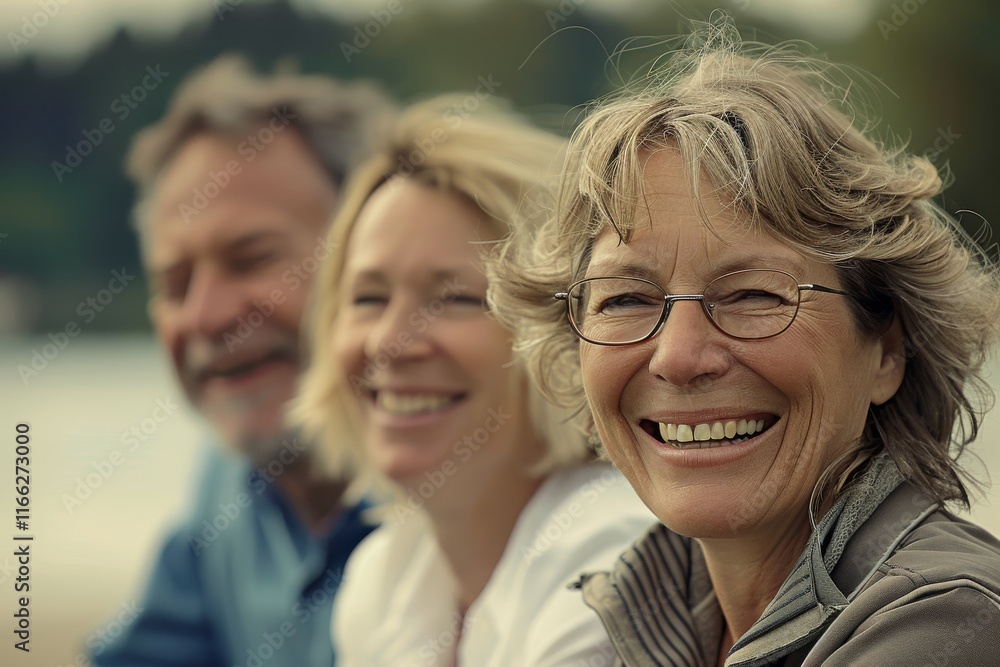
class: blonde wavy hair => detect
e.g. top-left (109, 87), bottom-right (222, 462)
top-left (292, 94), bottom-right (592, 498)
top-left (487, 25), bottom-right (1000, 508)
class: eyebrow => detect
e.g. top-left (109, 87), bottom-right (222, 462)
top-left (147, 230), bottom-right (288, 279)
top-left (585, 254), bottom-right (810, 283)
top-left (225, 230), bottom-right (287, 252)
top-left (348, 267), bottom-right (485, 285)
top-left (710, 254), bottom-right (809, 277)
top-left (584, 262), bottom-right (662, 282)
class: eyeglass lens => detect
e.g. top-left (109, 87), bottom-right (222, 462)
top-left (568, 270), bottom-right (802, 343)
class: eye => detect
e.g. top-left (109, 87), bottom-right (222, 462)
top-left (714, 289), bottom-right (788, 311)
top-left (351, 294), bottom-right (388, 307)
top-left (151, 268), bottom-right (190, 302)
top-left (596, 292), bottom-right (660, 314)
top-left (231, 251), bottom-right (276, 273)
top-left (451, 294), bottom-right (487, 307)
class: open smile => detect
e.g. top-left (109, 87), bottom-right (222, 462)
top-left (195, 349), bottom-right (295, 392)
top-left (640, 415), bottom-right (778, 450)
top-left (371, 390), bottom-right (466, 416)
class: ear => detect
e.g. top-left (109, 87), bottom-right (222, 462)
top-left (870, 316), bottom-right (906, 406)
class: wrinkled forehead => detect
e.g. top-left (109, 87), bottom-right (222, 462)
top-left (576, 147), bottom-right (760, 277)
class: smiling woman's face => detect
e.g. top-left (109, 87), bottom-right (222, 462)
top-left (579, 149), bottom-right (904, 543)
top-left (334, 178), bottom-right (543, 495)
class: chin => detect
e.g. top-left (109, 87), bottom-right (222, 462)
top-left (211, 414), bottom-right (293, 460)
top-left (378, 456), bottom-right (445, 486)
top-left (641, 485), bottom-right (758, 540)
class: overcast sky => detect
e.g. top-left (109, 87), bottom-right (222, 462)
top-left (0, 0), bottom-right (879, 66)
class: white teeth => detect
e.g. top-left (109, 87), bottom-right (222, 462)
top-left (659, 422), bottom-right (677, 442)
top-left (377, 392), bottom-right (454, 415)
top-left (657, 417), bottom-right (770, 448)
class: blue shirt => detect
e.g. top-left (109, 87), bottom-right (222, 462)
top-left (92, 445), bottom-right (375, 667)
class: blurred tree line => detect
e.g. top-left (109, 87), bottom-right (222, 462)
top-left (0, 0), bottom-right (996, 334)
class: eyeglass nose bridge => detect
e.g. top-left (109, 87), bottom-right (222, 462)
top-left (651, 293), bottom-right (712, 338)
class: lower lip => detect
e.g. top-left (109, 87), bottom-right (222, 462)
top-left (370, 397), bottom-right (465, 428)
top-left (644, 424), bottom-right (774, 468)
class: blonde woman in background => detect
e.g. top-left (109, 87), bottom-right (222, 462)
top-left (293, 95), bottom-right (656, 666)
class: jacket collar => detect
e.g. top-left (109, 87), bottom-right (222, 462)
top-left (581, 454), bottom-right (938, 666)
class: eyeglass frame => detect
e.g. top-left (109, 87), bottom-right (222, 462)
top-left (553, 268), bottom-right (849, 346)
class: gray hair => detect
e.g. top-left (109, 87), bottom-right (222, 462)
top-left (126, 54), bottom-right (395, 239)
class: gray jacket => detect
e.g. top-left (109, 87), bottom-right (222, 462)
top-left (578, 455), bottom-right (1000, 666)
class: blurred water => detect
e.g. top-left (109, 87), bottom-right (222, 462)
top-left (0, 335), bottom-right (997, 665)
top-left (1, 335), bottom-right (205, 666)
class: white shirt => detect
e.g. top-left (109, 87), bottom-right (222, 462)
top-left (332, 463), bottom-right (657, 667)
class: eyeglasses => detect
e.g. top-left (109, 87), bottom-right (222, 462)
top-left (554, 269), bottom-right (847, 346)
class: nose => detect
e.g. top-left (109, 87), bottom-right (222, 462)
top-left (362, 298), bottom-right (435, 364)
top-left (646, 299), bottom-right (731, 387)
top-left (177, 266), bottom-right (247, 340)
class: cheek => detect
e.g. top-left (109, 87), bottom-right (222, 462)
top-left (579, 347), bottom-right (633, 441)
top-left (579, 346), bottom-right (633, 407)
top-left (332, 322), bottom-right (368, 377)
top-left (151, 306), bottom-right (183, 353)
top-left (260, 284), bottom-right (307, 332)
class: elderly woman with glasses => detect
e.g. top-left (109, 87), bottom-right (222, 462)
top-left (487, 26), bottom-right (1000, 667)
